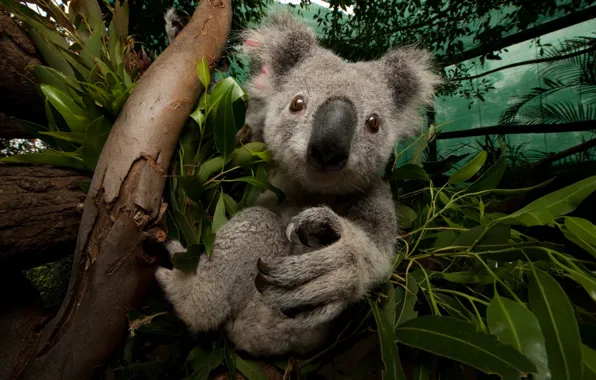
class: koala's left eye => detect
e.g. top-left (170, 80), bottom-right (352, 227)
top-left (366, 114), bottom-right (380, 133)
top-left (289, 95), bottom-right (307, 113)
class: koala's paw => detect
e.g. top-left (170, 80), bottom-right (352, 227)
top-left (285, 206), bottom-right (342, 247)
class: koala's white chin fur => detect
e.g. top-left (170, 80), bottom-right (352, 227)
top-left (156, 11), bottom-right (441, 357)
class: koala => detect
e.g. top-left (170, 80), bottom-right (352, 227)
top-left (156, 12), bottom-right (441, 357)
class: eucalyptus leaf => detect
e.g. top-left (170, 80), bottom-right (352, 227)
top-left (395, 274), bottom-right (418, 327)
top-left (583, 344), bottom-right (596, 379)
top-left (397, 204), bottom-right (417, 229)
top-left (225, 176), bottom-right (285, 203)
top-left (528, 267), bottom-right (582, 380)
top-left (212, 192), bottom-right (228, 233)
top-left (487, 292), bottom-right (550, 380)
top-left (395, 316), bottom-right (537, 378)
top-left (196, 57), bottom-right (211, 89)
top-left (510, 176), bottom-right (596, 227)
top-left (213, 85), bottom-right (238, 158)
top-left (392, 164), bottom-right (430, 182)
top-left (368, 297), bottom-right (407, 380)
top-left (466, 154), bottom-right (506, 193)
top-left (448, 150), bottom-right (487, 184)
top-left (564, 217), bottom-right (596, 259)
top-left (234, 355), bottom-right (268, 380)
top-left (172, 244), bottom-right (201, 272)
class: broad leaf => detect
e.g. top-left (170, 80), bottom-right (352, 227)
top-left (452, 224), bottom-right (511, 248)
top-left (529, 267), bottom-right (582, 380)
top-left (395, 316), bottom-right (537, 378)
top-left (397, 204), bottom-right (417, 229)
top-left (234, 355), bottom-right (268, 380)
top-left (178, 176), bottom-right (204, 203)
top-left (223, 193), bottom-right (238, 216)
top-left (225, 176), bottom-right (285, 203)
top-left (368, 297), bottom-right (407, 380)
top-left (566, 269), bottom-right (596, 302)
top-left (212, 192), bottom-right (228, 233)
top-left (196, 57), bottom-right (211, 89)
top-left (187, 345), bottom-right (223, 380)
top-left (213, 86), bottom-right (238, 158)
top-left (487, 292), bottom-right (549, 379)
top-left (197, 156), bottom-right (228, 183)
top-left (583, 344), bottom-right (596, 380)
top-left (510, 176), bottom-right (596, 226)
top-left (448, 150), bottom-right (487, 184)
top-left (395, 274), bottom-right (418, 327)
top-left (392, 164), bottom-right (430, 182)
top-left (564, 217), bottom-right (596, 259)
top-left (466, 154), bottom-right (506, 193)
top-left (172, 244), bottom-right (201, 273)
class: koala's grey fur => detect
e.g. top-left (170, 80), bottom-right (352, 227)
top-left (156, 13), bottom-right (441, 357)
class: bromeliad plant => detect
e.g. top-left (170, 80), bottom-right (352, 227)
top-left (1, 0), bottom-right (147, 171)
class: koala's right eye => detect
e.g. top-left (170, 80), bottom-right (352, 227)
top-left (289, 95), bottom-right (307, 113)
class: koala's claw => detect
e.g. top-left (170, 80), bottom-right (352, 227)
top-left (287, 207), bottom-right (342, 247)
top-left (254, 272), bottom-right (272, 293)
top-left (256, 257), bottom-right (272, 275)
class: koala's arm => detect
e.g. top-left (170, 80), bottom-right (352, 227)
top-left (254, 180), bottom-right (397, 326)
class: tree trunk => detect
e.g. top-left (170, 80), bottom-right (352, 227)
top-left (0, 165), bottom-right (88, 269)
top-left (0, 12), bottom-right (46, 138)
top-left (7, 1), bottom-right (233, 378)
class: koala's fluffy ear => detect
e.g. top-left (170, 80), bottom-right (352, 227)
top-left (242, 13), bottom-right (317, 87)
top-left (380, 47), bottom-right (442, 110)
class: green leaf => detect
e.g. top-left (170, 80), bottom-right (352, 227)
top-left (395, 316), bottom-right (537, 378)
top-left (395, 274), bottom-right (418, 327)
top-left (209, 77), bottom-right (246, 113)
top-left (230, 142), bottom-right (269, 167)
top-left (84, 21), bottom-right (104, 59)
top-left (397, 204), bottom-right (417, 229)
top-left (81, 116), bottom-right (112, 170)
top-left (452, 224), bottom-right (511, 248)
top-left (202, 224), bottom-right (216, 257)
top-left (225, 176), bottom-right (285, 203)
top-left (392, 164), bottom-right (430, 182)
top-left (41, 84), bottom-right (90, 133)
top-left (212, 192), bottom-right (228, 233)
top-left (174, 209), bottom-right (197, 246)
top-left (567, 269), bottom-right (596, 302)
top-left (528, 267), bottom-right (582, 380)
top-left (412, 359), bottom-right (432, 380)
top-left (433, 230), bottom-right (458, 249)
top-left (172, 244), bottom-right (201, 273)
top-left (564, 217), bottom-right (596, 259)
top-left (448, 150), bottom-right (487, 184)
top-left (583, 345), bottom-right (596, 380)
top-left (368, 297), bottom-right (407, 380)
top-left (178, 176), bottom-right (204, 203)
top-left (487, 292), bottom-right (549, 380)
top-left (1, 151), bottom-right (87, 171)
top-left (223, 193), bottom-right (238, 216)
top-left (39, 131), bottom-right (86, 144)
top-left (196, 57), bottom-right (211, 89)
top-left (466, 154), bottom-right (506, 193)
top-left (234, 355), bottom-right (268, 380)
top-left (484, 178), bottom-right (555, 196)
top-left (511, 176), bottom-right (596, 226)
top-left (187, 345), bottom-right (223, 380)
top-left (213, 86), bottom-right (239, 158)
top-left (112, 0), bottom-right (129, 39)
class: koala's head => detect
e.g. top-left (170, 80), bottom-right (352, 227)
top-left (242, 13), bottom-right (441, 194)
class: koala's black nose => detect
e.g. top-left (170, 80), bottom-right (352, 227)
top-left (307, 98), bottom-right (357, 172)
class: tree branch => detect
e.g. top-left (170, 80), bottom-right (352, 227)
top-left (435, 121), bottom-right (596, 140)
top-left (8, 1), bottom-right (233, 378)
top-left (449, 44), bottom-right (596, 82)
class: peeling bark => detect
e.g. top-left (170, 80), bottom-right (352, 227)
top-left (0, 165), bottom-right (88, 269)
top-left (8, 1), bottom-right (233, 378)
